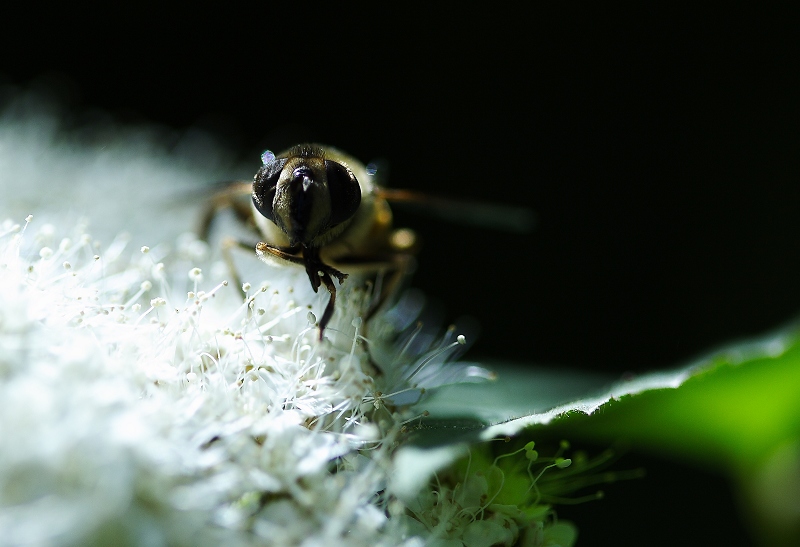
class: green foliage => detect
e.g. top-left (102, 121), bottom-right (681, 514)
top-left (409, 324), bottom-right (800, 545)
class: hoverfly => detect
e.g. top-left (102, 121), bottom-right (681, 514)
top-left (201, 143), bottom-right (533, 339)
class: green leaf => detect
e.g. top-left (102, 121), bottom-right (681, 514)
top-left (549, 330), bottom-right (800, 471)
top-left (418, 326), bottom-right (800, 469)
top-left (406, 323), bottom-right (800, 545)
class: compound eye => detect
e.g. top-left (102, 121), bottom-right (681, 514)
top-left (252, 157), bottom-right (288, 222)
top-left (324, 160), bottom-right (361, 227)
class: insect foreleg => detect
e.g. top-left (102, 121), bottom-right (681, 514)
top-left (255, 241), bottom-right (305, 267)
top-left (256, 242), bottom-right (347, 339)
top-left (317, 271), bottom-right (337, 341)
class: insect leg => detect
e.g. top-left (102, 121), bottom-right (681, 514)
top-left (365, 254), bottom-right (414, 321)
top-left (317, 272), bottom-right (337, 341)
top-left (255, 243), bottom-right (349, 340)
top-left (197, 181), bottom-right (254, 240)
top-left (299, 246), bottom-right (348, 339)
top-left (255, 242), bottom-right (306, 266)
top-left (221, 237), bottom-right (260, 297)
top-left (331, 252), bottom-right (415, 322)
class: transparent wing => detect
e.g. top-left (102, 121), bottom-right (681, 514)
top-left (375, 188), bottom-right (535, 233)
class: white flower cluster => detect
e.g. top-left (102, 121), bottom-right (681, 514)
top-left (0, 211), bottom-right (490, 546)
top-left (0, 95), bottom-right (572, 546)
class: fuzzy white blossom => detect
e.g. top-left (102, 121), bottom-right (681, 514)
top-left (0, 94), bottom-right (531, 547)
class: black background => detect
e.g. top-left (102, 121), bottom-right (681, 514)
top-left (4, 4), bottom-right (799, 545)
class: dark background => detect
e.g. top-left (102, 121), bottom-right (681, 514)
top-left (4, 4), bottom-right (799, 545)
